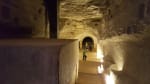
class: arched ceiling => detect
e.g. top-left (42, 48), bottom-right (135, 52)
top-left (59, 0), bottom-right (110, 40)
top-left (59, 0), bottom-right (109, 20)
top-left (59, 0), bottom-right (125, 40)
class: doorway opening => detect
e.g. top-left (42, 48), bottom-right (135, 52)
top-left (82, 37), bottom-right (94, 51)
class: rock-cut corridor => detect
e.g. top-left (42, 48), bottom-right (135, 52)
top-left (77, 33), bottom-right (150, 84)
top-left (77, 50), bottom-right (105, 84)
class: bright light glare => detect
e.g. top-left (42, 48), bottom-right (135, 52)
top-left (100, 58), bottom-right (104, 63)
top-left (97, 44), bottom-right (104, 62)
top-left (98, 64), bottom-right (104, 74)
top-left (105, 71), bottom-right (116, 84)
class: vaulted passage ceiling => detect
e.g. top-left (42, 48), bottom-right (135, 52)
top-left (60, 0), bottom-right (110, 20)
top-left (59, 0), bottom-right (149, 40)
top-left (59, 0), bottom-right (110, 40)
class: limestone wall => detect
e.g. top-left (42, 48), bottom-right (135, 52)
top-left (0, 0), bottom-right (48, 38)
top-left (59, 19), bottom-right (99, 50)
top-left (102, 0), bottom-right (149, 38)
top-left (59, 40), bottom-right (79, 84)
top-left (0, 39), bottom-right (79, 84)
top-left (101, 34), bottom-right (150, 84)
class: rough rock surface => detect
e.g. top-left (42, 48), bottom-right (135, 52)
top-left (60, 0), bottom-right (105, 20)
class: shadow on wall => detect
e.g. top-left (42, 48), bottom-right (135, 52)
top-left (0, 23), bottom-right (32, 38)
top-left (122, 40), bottom-right (150, 84)
top-left (113, 70), bottom-right (139, 84)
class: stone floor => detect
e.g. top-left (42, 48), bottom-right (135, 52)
top-left (76, 51), bottom-right (106, 84)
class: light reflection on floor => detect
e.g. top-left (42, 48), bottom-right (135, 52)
top-left (78, 48), bottom-right (116, 84)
